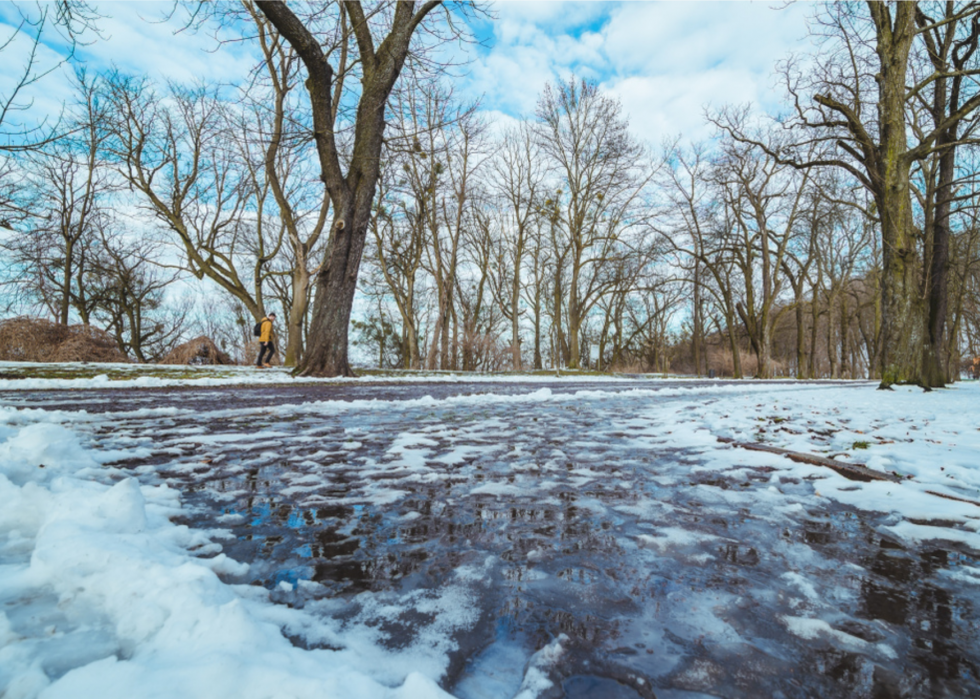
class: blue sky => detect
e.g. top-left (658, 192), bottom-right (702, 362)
top-left (1, 1), bottom-right (813, 147)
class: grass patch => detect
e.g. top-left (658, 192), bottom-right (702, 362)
top-left (851, 441), bottom-right (870, 450)
top-left (0, 361), bottom-right (268, 382)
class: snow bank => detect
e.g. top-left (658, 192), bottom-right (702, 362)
top-left (0, 417), bottom-right (457, 699)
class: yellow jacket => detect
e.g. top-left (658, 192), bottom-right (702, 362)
top-left (259, 317), bottom-right (274, 343)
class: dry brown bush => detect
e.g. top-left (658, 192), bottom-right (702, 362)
top-left (159, 336), bottom-right (235, 366)
top-left (0, 317), bottom-right (129, 363)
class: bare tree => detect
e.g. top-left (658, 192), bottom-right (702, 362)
top-left (489, 122), bottom-right (545, 371)
top-left (103, 75), bottom-right (279, 323)
top-left (251, 1), bottom-right (479, 376)
top-left (712, 127), bottom-right (811, 378)
top-left (0, 1), bottom-right (100, 154)
top-left (535, 79), bottom-right (654, 369)
top-left (3, 72), bottom-right (111, 325)
top-left (369, 150), bottom-right (426, 368)
top-left (909, 3), bottom-right (980, 385)
top-left (659, 142), bottom-right (745, 378)
top-left (240, 3), bottom-right (333, 365)
top-left (721, 2), bottom-right (980, 387)
top-left (92, 228), bottom-right (186, 362)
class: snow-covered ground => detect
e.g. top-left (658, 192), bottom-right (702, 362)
top-left (1, 371), bottom-right (978, 698)
top-left (0, 361), bottom-right (669, 391)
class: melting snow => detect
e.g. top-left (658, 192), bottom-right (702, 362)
top-left (1, 369), bottom-right (979, 697)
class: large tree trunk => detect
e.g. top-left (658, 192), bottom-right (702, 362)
top-left (302, 199), bottom-right (364, 377)
top-left (920, 129), bottom-right (954, 388)
top-left (827, 299), bottom-right (839, 379)
top-left (736, 301), bottom-right (765, 378)
top-left (719, 312), bottom-right (742, 379)
top-left (511, 267), bottom-right (522, 371)
top-left (406, 323), bottom-right (419, 370)
top-left (60, 237), bottom-right (73, 325)
top-left (692, 262), bottom-right (703, 376)
top-left (757, 323), bottom-right (772, 379)
top-left (794, 285), bottom-right (806, 379)
top-left (552, 269), bottom-right (565, 369)
top-left (877, 164), bottom-right (922, 386)
top-left (839, 296), bottom-right (849, 378)
top-left (440, 293), bottom-right (451, 370)
top-left (871, 3), bottom-right (922, 387)
top-left (567, 261), bottom-right (581, 369)
top-left (532, 293), bottom-right (542, 370)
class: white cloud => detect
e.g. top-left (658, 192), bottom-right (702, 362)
top-left (605, 68), bottom-right (771, 145)
top-left (602, 1), bottom-right (808, 75)
top-left (461, 0), bottom-right (814, 146)
top-left (84, 3), bottom-right (257, 85)
top-left (479, 108), bottom-right (523, 141)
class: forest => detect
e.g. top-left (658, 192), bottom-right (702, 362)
top-left (2, 1), bottom-right (980, 386)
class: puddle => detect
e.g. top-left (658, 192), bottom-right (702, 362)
top-left (6, 380), bottom-right (979, 698)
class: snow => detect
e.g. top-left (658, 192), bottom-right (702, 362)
top-left (0, 414), bottom-right (456, 698)
top-left (779, 616), bottom-right (897, 659)
top-left (1, 371), bottom-right (979, 697)
top-left (511, 635), bottom-right (568, 699)
top-left (639, 382), bottom-right (980, 545)
top-left (0, 361), bottom-right (671, 391)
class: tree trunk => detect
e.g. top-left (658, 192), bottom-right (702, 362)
top-left (301, 201), bottom-right (364, 377)
top-left (757, 322), bottom-right (772, 379)
top-left (511, 269), bottom-right (522, 371)
top-left (692, 262), bottom-right (703, 376)
top-left (839, 295), bottom-right (849, 379)
top-left (552, 271), bottom-right (564, 369)
top-left (877, 164), bottom-right (922, 386)
top-left (60, 237), bottom-right (73, 326)
top-left (721, 313), bottom-right (742, 379)
top-left (920, 132), bottom-right (954, 388)
top-left (567, 261), bottom-right (581, 369)
top-left (440, 292), bottom-right (451, 370)
top-left (827, 294), bottom-right (840, 380)
top-left (871, 3), bottom-right (922, 387)
top-left (283, 267), bottom-right (309, 366)
top-left (795, 287), bottom-right (806, 379)
top-left (532, 293), bottom-right (542, 370)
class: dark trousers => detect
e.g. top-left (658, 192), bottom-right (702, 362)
top-left (257, 342), bottom-right (276, 366)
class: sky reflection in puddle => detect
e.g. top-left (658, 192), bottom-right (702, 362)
top-left (109, 389), bottom-right (980, 699)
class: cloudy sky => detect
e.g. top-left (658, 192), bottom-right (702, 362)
top-left (1, 1), bottom-right (814, 146)
top-left (464, 1), bottom-right (812, 142)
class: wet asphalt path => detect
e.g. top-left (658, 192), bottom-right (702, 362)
top-left (2, 379), bottom-right (977, 699)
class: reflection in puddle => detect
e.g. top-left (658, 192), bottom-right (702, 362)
top-left (104, 389), bottom-right (979, 698)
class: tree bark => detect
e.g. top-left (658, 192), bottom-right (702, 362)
top-left (868, 2), bottom-right (922, 387)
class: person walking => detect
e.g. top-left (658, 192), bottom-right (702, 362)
top-left (256, 312), bottom-right (277, 368)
